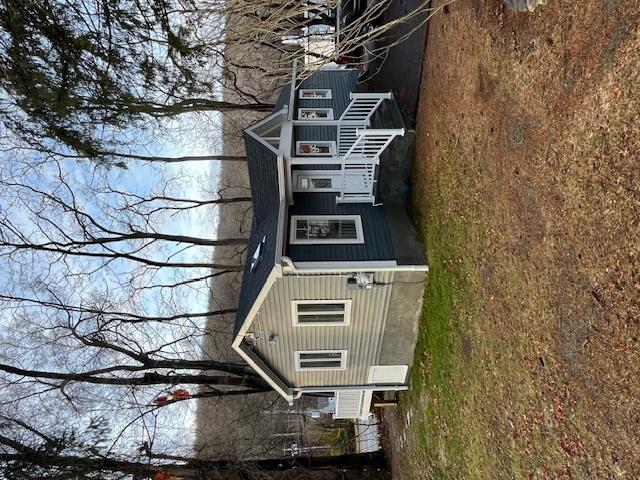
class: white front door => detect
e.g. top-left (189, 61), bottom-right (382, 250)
top-left (292, 170), bottom-right (341, 192)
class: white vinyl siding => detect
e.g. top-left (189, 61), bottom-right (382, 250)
top-left (292, 300), bottom-right (351, 326)
top-left (299, 88), bottom-right (332, 99)
top-left (251, 272), bottom-right (395, 386)
top-left (298, 108), bottom-right (334, 120)
top-left (368, 365), bottom-right (408, 384)
top-left (295, 350), bottom-right (347, 371)
top-left (295, 141), bottom-right (336, 156)
top-left (290, 215), bottom-right (364, 245)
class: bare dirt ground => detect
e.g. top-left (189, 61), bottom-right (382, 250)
top-left (386, 0), bottom-right (640, 478)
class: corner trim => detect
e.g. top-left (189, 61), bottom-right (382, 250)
top-left (281, 258), bottom-right (429, 273)
top-left (294, 384), bottom-right (409, 395)
top-left (231, 268), bottom-right (294, 403)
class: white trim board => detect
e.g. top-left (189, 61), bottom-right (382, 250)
top-left (231, 268), bottom-right (293, 403)
top-left (245, 108), bottom-right (287, 155)
top-left (280, 257), bottom-right (429, 273)
top-left (294, 384), bottom-right (409, 395)
top-left (274, 155), bottom-right (286, 260)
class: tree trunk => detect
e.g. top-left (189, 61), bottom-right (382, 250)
top-left (0, 363), bottom-right (268, 388)
top-left (109, 153), bottom-right (247, 163)
top-left (0, 451), bottom-right (389, 479)
top-left (122, 98), bottom-right (275, 116)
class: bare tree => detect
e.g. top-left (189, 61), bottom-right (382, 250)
top-left (0, 148), bottom-right (253, 433)
top-left (0, 161), bottom-right (247, 272)
top-left (0, 0), bottom-right (454, 164)
top-left (0, 416), bottom-right (389, 479)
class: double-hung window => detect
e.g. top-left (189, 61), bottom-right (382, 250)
top-left (299, 89), bottom-right (332, 99)
top-left (292, 300), bottom-right (351, 326)
top-left (298, 108), bottom-right (334, 120)
top-left (292, 171), bottom-right (341, 192)
top-left (295, 350), bottom-right (347, 371)
top-left (290, 215), bottom-right (364, 244)
top-left (296, 141), bottom-right (336, 156)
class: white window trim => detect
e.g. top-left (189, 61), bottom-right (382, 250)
top-left (289, 215), bottom-right (364, 245)
top-left (295, 350), bottom-right (348, 371)
top-left (297, 108), bottom-right (334, 120)
top-left (299, 88), bottom-right (332, 99)
top-left (295, 141), bottom-right (336, 157)
top-left (291, 299), bottom-right (352, 327)
top-left (292, 170), bottom-right (341, 192)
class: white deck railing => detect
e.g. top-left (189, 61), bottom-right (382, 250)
top-left (337, 92), bottom-right (392, 155)
top-left (334, 390), bottom-right (373, 420)
top-left (337, 128), bottom-right (405, 204)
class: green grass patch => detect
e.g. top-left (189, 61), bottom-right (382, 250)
top-left (398, 131), bottom-right (485, 479)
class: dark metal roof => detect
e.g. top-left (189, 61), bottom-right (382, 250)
top-left (234, 134), bottom-right (280, 335)
top-left (274, 82), bottom-right (291, 112)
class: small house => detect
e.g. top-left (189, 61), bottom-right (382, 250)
top-left (232, 65), bottom-right (427, 420)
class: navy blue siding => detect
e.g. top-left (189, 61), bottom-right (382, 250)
top-left (293, 70), bottom-right (358, 156)
top-left (286, 193), bottom-right (395, 262)
top-left (280, 69), bottom-right (359, 157)
top-left (296, 69), bottom-right (359, 116)
top-left (294, 125), bottom-right (336, 142)
top-left (274, 69), bottom-right (358, 116)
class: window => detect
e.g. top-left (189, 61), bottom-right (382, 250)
top-left (290, 215), bottom-right (364, 244)
top-left (302, 177), bottom-right (332, 189)
top-left (298, 108), bottom-right (334, 120)
top-left (296, 141), bottom-right (336, 156)
top-left (299, 89), bottom-right (332, 99)
top-left (295, 350), bottom-right (347, 371)
top-left (292, 171), bottom-right (341, 192)
top-left (292, 300), bottom-right (351, 326)
top-left (250, 236), bottom-right (266, 272)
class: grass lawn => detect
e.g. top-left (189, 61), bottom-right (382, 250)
top-left (385, 1), bottom-right (640, 478)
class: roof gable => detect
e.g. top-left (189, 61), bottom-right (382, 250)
top-left (233, 134), bottom-right (282, 335)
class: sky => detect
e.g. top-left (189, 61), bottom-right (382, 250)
top-left (0, 108), bottom-right (234, 457)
